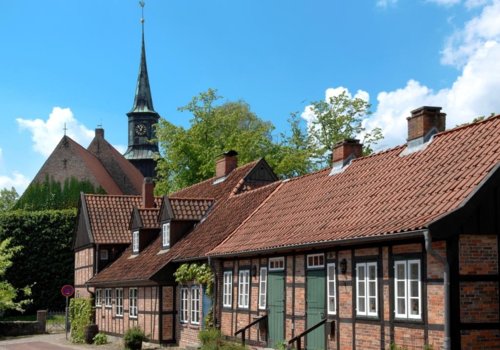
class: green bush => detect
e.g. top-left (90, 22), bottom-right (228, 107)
top-left (198, 328), bottom-right (246, 350)
top-left (0, 209), bottom-right (76, 313)
top-left (69, 298), bottom-right (92, 343)
top-left (124, 326), bottom-right (147, 350)
top-left (93, 332), bottom-right (108, 345)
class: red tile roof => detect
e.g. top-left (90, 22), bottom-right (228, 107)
top-left (88, 182), bottom-right (279, 285)
top-left (137, 208), bottom-right (161, 229)
top-left (209, 116), bottom-right (500, 256)
top-left (67, 137), bottom-right (123, 195)
top-left (84, 194), bottom-right (162, 244)
top-left (172, 161), bottom-right (259, 201)
top-left (168, 198), bottom-right (214, 221)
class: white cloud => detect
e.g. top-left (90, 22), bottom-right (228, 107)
top-left (113, 144), bottom-right (127, 154)
top-left (305, 0), bottom-right (500, 150)
top-left (17, 107), bottom-right (94, 157)
top-left (426, 0), bottom-right (461, 6)
top-left (376, 0), bottom-right (398, 8)
top-left (0, 171), bottom-right (30, 194)
top-left (441, 0), bottom-right (500, 67)
top-left (465, 0), bottom-right (490, 8)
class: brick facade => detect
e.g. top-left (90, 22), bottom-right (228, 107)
top-left (74, 248), bottom-right (94, 298)
top-left (217, 241), bottom-right (446, 350)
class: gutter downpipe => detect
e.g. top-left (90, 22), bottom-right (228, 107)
top-left (423, 230), bottom-right (450, 350)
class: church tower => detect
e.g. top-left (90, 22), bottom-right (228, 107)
top-left (124, 1), bottom-right (159, 178)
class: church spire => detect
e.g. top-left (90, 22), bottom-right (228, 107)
top-left (124, 0), bottom-right (160, 179)
top-left (130, 0), bottom-right (155, 114)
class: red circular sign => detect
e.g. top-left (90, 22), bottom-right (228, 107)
top-left (61, 285), bottom-right (74, 297)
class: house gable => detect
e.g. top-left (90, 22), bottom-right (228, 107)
top-left (73, 193), bottom-right (94, 251)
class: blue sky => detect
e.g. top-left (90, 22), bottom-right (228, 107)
top-left (1, 0), bottom-right (500, 193)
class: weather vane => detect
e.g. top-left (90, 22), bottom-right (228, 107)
top-left (139, 1), bottom-right (145, 25)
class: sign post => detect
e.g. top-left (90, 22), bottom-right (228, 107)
top-left (61, 285), bottom-right (75, 340)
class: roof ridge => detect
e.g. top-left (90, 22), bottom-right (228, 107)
top-left (229, 180), bottom-right (281, 198)
top-left (84, 193), bottom-right (162, 198)
top-left (168, 196), bottom-right (215, 201)
top-left (170, 160), bottom-right (258, 195)
top-left (433, 113), bottom-right (500, 138)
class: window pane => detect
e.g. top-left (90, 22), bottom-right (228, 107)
top-left (397, 298), bottom-right (405, 314)
top-left (358, 265), bottom-right (365, 279)
top-left (358, 281), bottom-right (365, 296)
top-left (410, 281), bottom-right (419, 297)
top-left (369, 265), bottom-right (376, 279)
top-left (396, 264), bottom-right (405, 279)
top-left (410, 263), bottom-right (419, 280)
top-left (369, 281), bottom-right (376, 296)
top-left (410, 299), bottom-right (419, 315)
top-left (369, 298), bottom-right (376, 313)
top-left (358, 297), bottom-right (365, 312)
top-left (397, 281), bottom-right (405, 296)
top-left (329, 298), bottom-right (335, 312)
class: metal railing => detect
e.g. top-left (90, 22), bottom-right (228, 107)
top-left (234, 314), bottom-right (268, 346)
top-left (287, 318), bottom-right (327, 350)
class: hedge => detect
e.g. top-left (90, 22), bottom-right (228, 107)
top-left (0, 209), bottom-right (76, 313)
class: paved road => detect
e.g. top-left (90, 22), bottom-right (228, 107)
top-left (0, 333), bottom-right (122, 350)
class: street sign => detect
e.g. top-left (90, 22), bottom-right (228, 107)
top-left (61, 285), bottom-right (74, 297)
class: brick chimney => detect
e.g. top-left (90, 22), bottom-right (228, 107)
top-left (95, 127), bottom-right (104, 138)
top-left (332, 139), bottom-right (363, 164)
top-left (142, 177), bottom-right (155, 208)
top-left (407, 106), bottom-right (446, 145)
top-left (216, 150), bottom-right (238, 178)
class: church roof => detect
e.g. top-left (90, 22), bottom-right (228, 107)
top-left (129, 32), bottom-right (156, 115)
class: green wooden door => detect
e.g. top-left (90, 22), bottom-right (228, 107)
top-left (268, 271), bottom-right (285, 347)
top-left (306, 269), bottom-right (326, 350)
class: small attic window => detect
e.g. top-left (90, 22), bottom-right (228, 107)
top-left (100, 249), bottom-right (108, 261)
top-left (132, 231), bottom-right (139, 253)
top-left (162, 223), bottom-right (170, 248)
top-left (212, 176), bottom-right (227, 185)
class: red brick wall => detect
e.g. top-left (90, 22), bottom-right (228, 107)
top-left (95, 286), bottom-right (160, 341)
top-left (459, 235), bottom-right (498, 275)
top-left (460, 281), bottom-right (499, 323)
top-left (216, 241), bottom-right (447, 349)
top-left (74, 248), bottom-right (94, 298)
top-left (461, 329), bottom-right (500, 349)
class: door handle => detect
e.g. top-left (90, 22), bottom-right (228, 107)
top-left (320, 312), bottom-right (325, 319)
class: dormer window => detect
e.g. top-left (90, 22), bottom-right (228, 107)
top-left (132, 231), bottom-right (139, 253)
top-left (162, 223), bottom-right (170, 248)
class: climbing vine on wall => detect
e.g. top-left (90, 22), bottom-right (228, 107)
top-left (174, 263), bottom-right (214, 297)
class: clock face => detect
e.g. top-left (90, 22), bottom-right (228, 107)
top-left (135, 123), bottom-right (147, 136)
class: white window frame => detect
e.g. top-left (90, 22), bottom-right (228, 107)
top-left (162, 223), bottom-right (170, 248)
top-left (104, 288), bottom-right (112, 308)
top-left (394, 259), bottom-right (422, 320)
top-left (100, 249), bottom-right (108, 261)
top-left (268, 257), bottom-right (285, 271)
top-left (191, 285), bottom-right (201, 325)
top-left (132, 231), bottom-right (139, 253)
top-left (180, 287), bottom-right (189, 323)
top-left (258, 267), bottom-right (267, 310)
top-left (327, 263), bottom-right (336, 315)
top-left (115, 288), bottom-right (123, 316)
top-left (307, 254), bottom-right (325, 269)
top-left (356, 262), bottom-right (378, 317)
top-left (238, 270), bottom-right (250, 309)
top-left (129, 288), bottom-right (138, 318)
top-left (95, 289), bottom-right (102, 307)
top-left (223, 271), bottom-right (233, 308)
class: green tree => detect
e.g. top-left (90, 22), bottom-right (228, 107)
top-left (0, 238), bottom-right (31, 312)
top-left (156, 89), bottom-right (280, 194)
top-left (307, 91), bottom-right (383, 167)
top-left (0, 187), bottom-right (19, 212)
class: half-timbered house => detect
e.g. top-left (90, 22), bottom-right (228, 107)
top-left (208, 107), bottom-right (500, 350)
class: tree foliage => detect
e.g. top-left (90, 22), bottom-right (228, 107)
top-left (307, 90), bottom-right (383, 166)
top-left (0, 238), bottom-right (31, 312)
top-left (0, 209), bottom-right (76, 313)
top-left (0, 187), bottom-right (19, 212)
top-left (155, 88), bottom-right (383, 193)
top-left (69, 298), bottom-right (93, 343)
top-left (15, 176), bottom-right (105, 210)
top-left (156, 89), bottom-right (279, 194)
